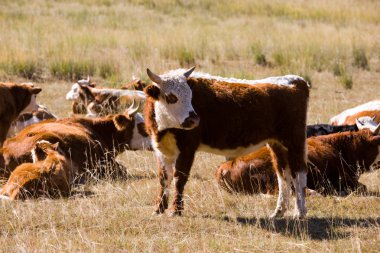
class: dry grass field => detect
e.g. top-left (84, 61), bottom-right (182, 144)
top-left (1, 0), bottom-right (380, 252)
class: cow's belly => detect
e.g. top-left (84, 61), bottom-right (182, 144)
top-left (198, 140), bottom-right (268, 159)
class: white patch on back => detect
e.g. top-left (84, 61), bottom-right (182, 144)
top-left (330, 100), bottom-right (380, 125)
top-left (190, 71), bottom-right (304, 86)
top-left (198, 140), bottom-right (268, 159)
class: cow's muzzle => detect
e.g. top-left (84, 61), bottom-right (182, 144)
top-left (181, 111), bottom-right (200, 129)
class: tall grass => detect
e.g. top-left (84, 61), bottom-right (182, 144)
top-left (0, 0), bottom-right (379, 81)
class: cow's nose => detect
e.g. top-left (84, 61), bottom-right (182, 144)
top-left (181, 111), bottom-right (200, 129)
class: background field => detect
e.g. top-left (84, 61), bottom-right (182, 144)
top-left (0, 0), bottom-right (380, 252)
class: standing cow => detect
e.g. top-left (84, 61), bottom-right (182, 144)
top-left (143, 67), bottom-right (310, 218)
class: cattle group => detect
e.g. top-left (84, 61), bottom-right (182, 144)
top-left (0, 69), bottom-right (379, 219)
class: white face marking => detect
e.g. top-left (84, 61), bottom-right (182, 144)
top-left (66, 83), bottom-right (80, 100)
top-left (198, 140), bottom-right (268, 159)
top-left (330, 100), bottom-right (380, 125)
top-left (20, 94), bottom-right (38, 114)
top-left (129, 113), bottom-right (152, 150)
top-left (153, 71), bottom-right (195, 131)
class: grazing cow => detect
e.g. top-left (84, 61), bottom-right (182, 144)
top-left (216, 125), bottom-right (380, 196)
top-left (329, 100), bottom-right (380, 125)
top-left (0, 82), bottom-right (42, 146)
top-left (0, 103), bottom-right (151, 178)
top-left (6, 105), bottom-right (57, 137)
top-left (144, 67), bottom-right (310, 218)
top-left (0, 140), bottom-right (77, 200)
top-left (306, 123), bottom-right (358, 137)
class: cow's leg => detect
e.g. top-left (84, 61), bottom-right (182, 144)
top-left (292, 170), bottom-right (307, 218)
top-left (270, 167), bottom-right (291, 218)
top-left (169, 150), bottom-right (195, 216)
top-left (288, 144), bottom-right (308, 219)
top-left (154, 150), bottom-right (176, 214)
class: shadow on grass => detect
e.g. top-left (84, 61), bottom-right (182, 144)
top-left (203, 214), bottom-right (380, 240)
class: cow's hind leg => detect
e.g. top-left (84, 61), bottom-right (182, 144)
top-left (170, 150), bottom-right (195, 216)
top-left (267, 143), bottom-right (291, 218)
top-left (292, 171), bottom-right (307, 218)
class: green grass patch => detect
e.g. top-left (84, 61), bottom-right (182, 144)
top-left (49, 59), bottom-right (96, 80)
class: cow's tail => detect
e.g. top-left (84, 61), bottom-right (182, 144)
top-left (266, 142), bottom-right (288, 179)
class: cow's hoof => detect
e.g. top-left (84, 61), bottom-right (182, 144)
top-left (167, 210), bottom-right (182, 217)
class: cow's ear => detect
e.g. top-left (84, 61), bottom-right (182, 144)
top-left (113, 114), bottom-right (131, 131)
top-left (31, 87), bottom-right (42, 94)
top-left (89, 83), bottom-right (96, 88)
top-left (144, 85), bottom-right (160, 100)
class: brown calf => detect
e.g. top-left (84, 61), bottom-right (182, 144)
top-left (216, 128), bottom-right (380, 195)
top-left (144, 68), bottom-right (310, 218)
top-left (1, 106), bottom-right (151, 178)
top-left (0, 140), bottom-right (77, 200)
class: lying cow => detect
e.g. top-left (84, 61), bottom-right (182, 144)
top-left (144, 68), bottom-right (310, 218)
top-left (329, 100), bottom-right (380, 125)
top-left (0, 140), bottom-right (77, 200)
top-left (216, 123), bottom-right (380, 196)
top-left (0, 82), bottom-right (42, 146)
top-left (66, 77), bottom-right (147, 115)
top-left (78, 84), bottom-right (146, 117)
top-left (6, 105), bottom-right (57, 138)
top-left (0, 103), bottom-right (151, 178)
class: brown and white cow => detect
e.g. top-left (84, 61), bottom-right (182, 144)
top-left (216, 124), bottom-right (380, 196)
top-left (144, 68), bottom-right (310, 218)
top-left (79, 85), bottom-right (146, 117)
top-left (329, 100), bottom-right (380, 125)
top-left (6, 105), bottom-right (57, 138)
top-left (66, 77), bottom-right (146, 116)
top-left (0, 82), bottom-right (42, 146)
top-left (0, 104), bottom-right (151, 178)
top-left (0, 140), bottom-right (78, 200)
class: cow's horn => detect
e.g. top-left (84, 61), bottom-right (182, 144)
top-left (147, 68), bottom-right (162, 85)
top-left (127, 99), bottom-right (140, 116)
top-left (184, 66), bottom-right (196, 78)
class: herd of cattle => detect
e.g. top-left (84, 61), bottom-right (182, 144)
top-left (0, 68), bottom-right (379, 219)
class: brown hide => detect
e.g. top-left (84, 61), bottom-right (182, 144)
top-left (216, 130), bottom-right (380, 195)
top-left (122, 79), bottom-right (147, 91)
top-left (0, 83), bottom-right (41, 145)
top-left (342, 110), bottom-right (380, 125)
top-left (216, 147), bottom-right (279, 194)
top-left (1, 114), bottom-right (136, 178)
top-left (144, 77), bottom-right (309, 215)
top-left (0, 141), bottom-right (76, 200)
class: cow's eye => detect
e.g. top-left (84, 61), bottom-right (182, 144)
top-left (165, 93), bottom-right (178, 104)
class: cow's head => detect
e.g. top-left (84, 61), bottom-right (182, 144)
top-left (12, 83), bottom-right (42, 114)
top-left (145, 67), bottom-right (200, 131)
top-left (66, 76), bottom-right (96, 101)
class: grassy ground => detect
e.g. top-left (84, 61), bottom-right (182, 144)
top-left (1, 0), bottom-right (380, 252)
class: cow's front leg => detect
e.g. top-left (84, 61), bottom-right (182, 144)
top-left (169, 150), bottom-right (195, 216)
top-left (154, 152), bottom-right (176, 215)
